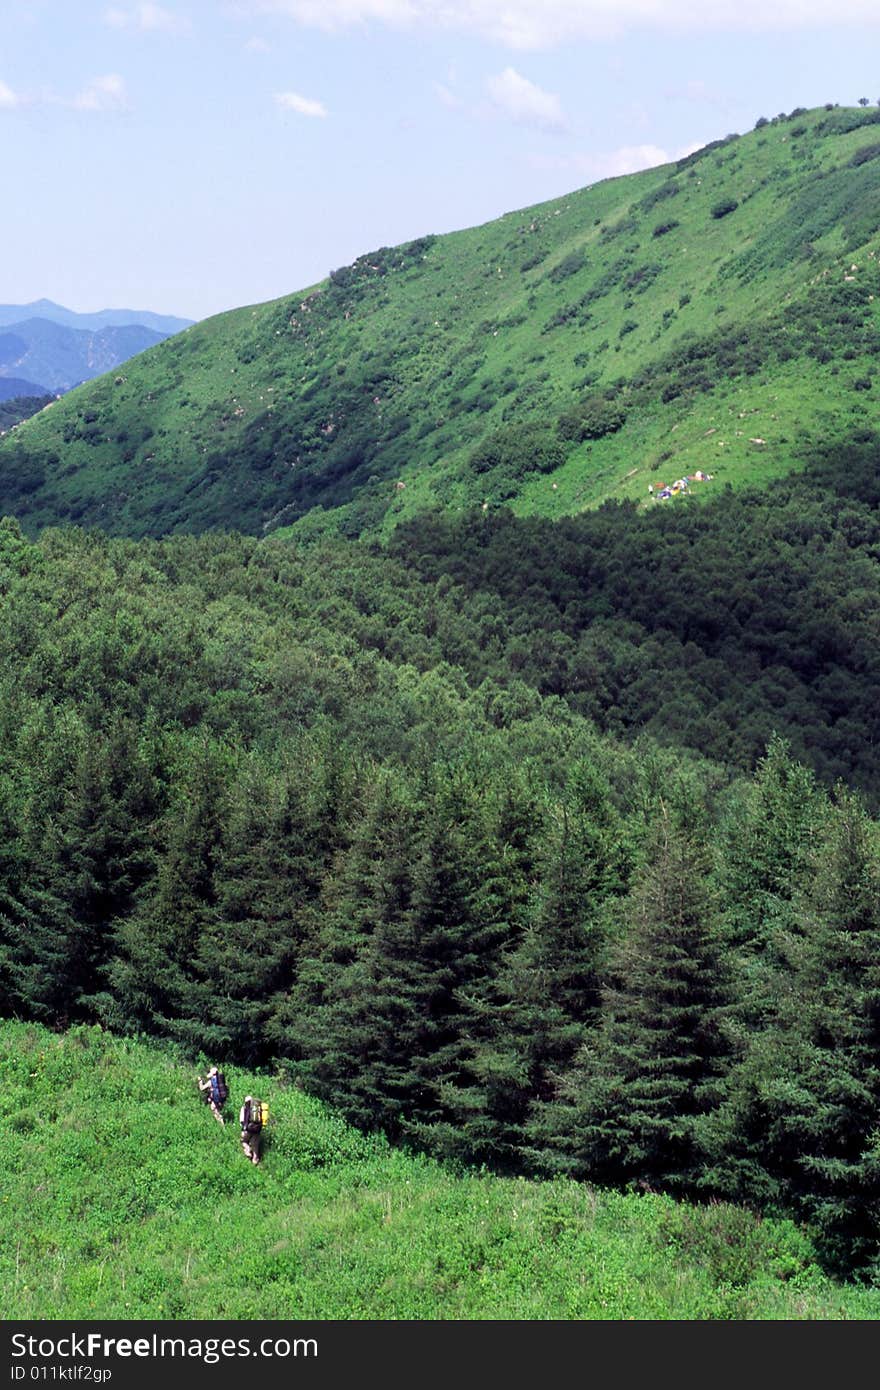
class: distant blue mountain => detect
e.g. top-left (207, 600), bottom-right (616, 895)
top-left (0, 376), bottom-right (49, 401)
top-left (0, 300), bottom-right (194, 393)
top-left (0, 299), bottom-right (193, 336)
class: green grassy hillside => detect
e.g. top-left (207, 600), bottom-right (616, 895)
top-left (2, 105), bottom-right (879, 540)
top-left (2, 1020), bottom-right (878, 1320)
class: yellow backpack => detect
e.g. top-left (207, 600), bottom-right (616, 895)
top-left (245, 1099), bottom-right (269, 1133)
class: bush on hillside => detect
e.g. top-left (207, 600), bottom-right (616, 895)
top-left (557, 396), bottom-right (626, 442)
top-left (549, 249), bottom-right (587, 283)
top-left (638, 181), bottom-right (680, 212)
top-left (850, 142), bottom-right (880, 166)
top-left (468, 421), bottom-right (564, 478)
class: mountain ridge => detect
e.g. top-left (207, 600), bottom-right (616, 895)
top-left (0, 315), bottom-right (168, 393)
top-left (0, 298), bottom-right (193, 336)
top-left (1, 104), bottom-right (879, 537)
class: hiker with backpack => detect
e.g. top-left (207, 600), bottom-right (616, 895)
top-left (240, 1095), bottom-right (266, 1164)
top-left (197, 1066), bottom-right (229, 1125)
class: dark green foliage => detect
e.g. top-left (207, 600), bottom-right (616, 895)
top-left (6, 107), bottom-right (880, 1279)
top-left (328, 236), bottom-right (437, 296)
top-left (104, 740), bottom-right (232, 1040)
top-left (4, 507), bottom-right (880, 1270)
top-left (638, 181), bottom-right (680, 212)
top-left (549, 249), bottom-right (587, 283)
top-left (707, 786), bottom-right (880, 1275)
top-left (0, 394), bottom-right (55, 432)
top-left (387, 433), bottom-right (880, 802)
top-left (711, 199), bottom-right (739, 219)
top-left (815, 107), bottom-right (880, 136)
top-left (675, 136), bottom-right (738, 172)
top-left (555, 813), bottom-right (731, 1192)
top-left (3, 105), bottom-right (880, 540)
top-left (557, 396), bottom-right (625, 442)
top-left (623, 263), bottom-right (663, 292)
top-left (9, 1019), bottom-right (874, 1320)
top-left (468, 421), bottom-right (564, 482)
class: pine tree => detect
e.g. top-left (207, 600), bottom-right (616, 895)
top-left (408, 767), bottom-right (544, 1164)
top-left (296, 763), bottom-right (514, 1142)
top-left (104, 739), bottom-right (231, 1040)
top-left (720, 736), bottom-right (825, 951)
top-left (711, 788), bottom-right (880, 1273)
top-left (437, 761), bottom-right (630, 1172)
top-left (283, 767), bottom-right (422, 1132)
top-left (185, 759), bottom-right (318, 1065)
top-left (1, 715), bottom-right (158, 1024)
top-left (557, 811), bottom-right (731, 1193)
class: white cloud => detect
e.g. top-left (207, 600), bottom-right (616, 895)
top-left (243, 1), bottom-right (880, 47)
top-left (433, 80), bottom-right (460, 110)
top-left (250, 0), bottom-right (417, 32)
top-left (591, 143), bottom-right (673, 178)
top-left (533, 143), bottom-right (675, 181)
top-left (664, 79), bottom-right (726, 107)
top-left (245, 35), bottom-right (271, 51)
top-left (487, 67), bottom-right (565, 131)
top-left (73, 74), bottom-right (129, 112)
top-left (0, 73), bottom-right (134, 115)
top-left (275, 90), bottom-right (328, 118)
top-left (104, 4), bottom-right (191, 35)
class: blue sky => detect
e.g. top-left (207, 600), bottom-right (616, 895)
top-left (1, 1), bottom-right (878, 320)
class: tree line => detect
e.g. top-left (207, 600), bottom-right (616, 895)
top-left (0, 482), bottom-right (879, 1276)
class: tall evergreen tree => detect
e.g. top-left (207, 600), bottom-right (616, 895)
top-left (432, 761), bottom-right (630, 1171)
top-left (708, 788), bottom-right (880, 1273)
top-left (282, 767), bottom-right (422, 1132)
top-left (296, 764), bottom-right (513, 1141)
top-left (103, 739), bottom-right (231, 1040)
top-left (185, 759), bottom-right (318, 1065)
top-left (556, 811), bottom-right (731, 1192)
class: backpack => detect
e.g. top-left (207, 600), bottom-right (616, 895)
top-left (244, 1100), bottom-right (263, 1135)
top-left (210, 1072), bottom-right (228, 1105)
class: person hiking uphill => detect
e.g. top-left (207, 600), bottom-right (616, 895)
top-left (197, 1065), bottom-right (228, 1125)
top-left (240, 1095), bottom-right (264, 1164)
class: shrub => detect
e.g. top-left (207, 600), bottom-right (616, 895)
top-left (850, 142), bottom-right (880, 167)
top-left (468, 421), bottom-right (564, 477)
top-left (557, 396), bottom-right (626, 442)
top-left (652, 220), bottom-right (680, 238)
top-left (711, 199), bottom-right (739, 219)
top-left (624, 263), bottom-right (663, 292)
top-left (639, 181), bottom-right (680, 212)
top-left (549, 249), bottom-right (587, 283)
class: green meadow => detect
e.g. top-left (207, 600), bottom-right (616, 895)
top-left (2, 106), bottom-right (879, 540)
top-left (2, 1021), bottom-right (879, 1321)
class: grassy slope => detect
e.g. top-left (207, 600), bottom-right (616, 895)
top-left (1, 107), bottom-right (879, 540)
top-left (2, 1021), bottom-right (879, 1320)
